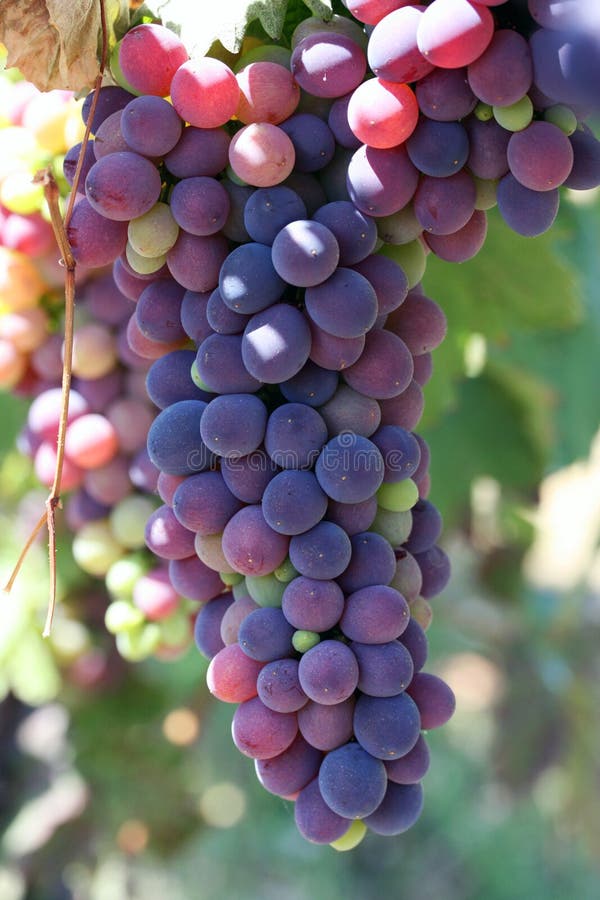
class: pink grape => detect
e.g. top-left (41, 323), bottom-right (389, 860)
top-left (64, 414), bottom-right (119, 469)
top-left (417, 0), bottom-right (495, 69)
top-left (171, 58), bottom-right (240, 129)
top-left (228, 123), bottom-right (296, 187)
top-left (118, 24), bottom-right (188, 97)
top-left (348, 79), bottom-right (419, 149)
top-left (235, 62), bottom-right (300, 124)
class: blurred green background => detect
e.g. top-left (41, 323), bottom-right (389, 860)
top-left (1, 192), bottom-right (599, 900)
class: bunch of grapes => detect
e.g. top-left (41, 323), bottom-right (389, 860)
top-left (0, 70), bottom-right (214, 661)
top-left (8, 0), bottom-right (600, 847)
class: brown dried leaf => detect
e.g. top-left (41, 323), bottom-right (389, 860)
top-left (0, 0), bottom-right (124, 91)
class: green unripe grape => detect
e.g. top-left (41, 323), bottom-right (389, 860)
top-left (544, 104), bottom-right (577, 136)
top-left (379, 240), bottom-right (426, 288)
top-left (106, 553), bottom-right (149, 599)
top-left (234, 44), bottom-right (292, 72)
top-left (493, 95), bottom-right (533, 132)
top-left (194, 531), bottom-right (233, 573)
top-left (292, 630), bottom-right (320, 653)
top-left (233, 580), bottom-right (251, 600)
top-left (274, 557), bottom-right (299, 583)
top-left (245, 573), bottom-right (285, 607)
top-left (49, 618), bottom-right (90, 663)
top-left (371, 508), bottom-right (413, 547)
top-left (128, 202), bottom-right (179, 258)
top-left (110, 495), bottom-right (158, 550)
top-left (220, 571), bottom-right (244, 586)
top-left (159, 611), bottom-right (191, 647)
top-left (72, 519), bottom-right (123, 576)
top-left (116, 623), bottom-right (161, 661)
top-left (0, 171), bottom-right (45, 215)
top-left (105, 600), bottom-right (145, 634)
top-left (109, 40), bottom-right (142, 95)
top-left (126, 242), bottom-right (167, 275)
top-left (474, 102), bottom-right (493, 122)
top-left (330, 819), bottom-right (367, 852)
top-left (473, 177), bottom-right (498, 210)
top-left (377, 478), bottom-right (419, 512)
top-left (190, 361), bottom-right (213, 392)
top-left (377, 205), bottom-right (422, 245)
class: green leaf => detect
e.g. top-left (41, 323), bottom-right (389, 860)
top-left (300, 0), bottom-right (333, 17)
top-left (420, 205), bottom-right (584, 429)
top-left (423, 207), bottom-right (582, 338)
top-left (495, 197), bottom-right (600, 469)
top-left (423, 369), bottom-right (548, 527)
top-left (142, 0), bottom-right (331, 57)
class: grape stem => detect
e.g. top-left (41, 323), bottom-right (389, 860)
top-left (3, 0), bottom-right (109, 637)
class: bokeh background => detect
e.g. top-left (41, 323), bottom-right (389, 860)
top-left (1, 81), bottom-right (600, 900)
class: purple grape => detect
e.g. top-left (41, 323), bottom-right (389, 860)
top-left (294, 777), bottom-right (351, 843)
top-left (196, 333), bottom-right (263, 394)
top-left (352, 253), bottom-right (409, 316)
top-left (146, 350), bottom-right (210, 409)
top-left (280, 361), bottom-right (339, 408)
top-left (170, 176), bottom-right (231, 236)
top-left (172, 471), bottom-right (243, 535)
top-left (257, 659), bottom-right (308, 713)
top-left (220, 451), bottom-right (279, 504)
top-left (338, 532), bottom-right (396, 594)
top-left (221, 505), bottom-right (290, 576)
top-left (413, 545), bottom-right (451, 599)
top-left (271, 219), bottom-right (340, 287)
top-left (363, 781), bottom-right (424, 835)
top-left (407, 672), bottom-right (456, 728)
top-left (354, 692), bottom-right (421, 759)
top-left (351, 640), bottom-right (414, 697)
top-left (262, 470), bottom-right (328, 535)
top-left (232, 696), bottom-right (298, 760)
top-left (385, 733), bottom-right (430, 784)
top-left (219, 242), bottom-right (285, 313)
top-left (164, 125), bottom-right (231, 178)
top-left (340, 585), bottom-right (410, 644)
top-left (121, 95), bottom-right (182, 156)
top-left (282, 576), bottom-right (345, 633)
top-left (264, 403), bottom-right (328, 469)
top-left (326, 496), bottom-right (378, 536)
top-left (144, 504), bottom-right (196, 560)
top-left (289, 521), bottom-right (352, 580)
top-left (238, 607), bottom-right (295, 662)
top-left (315, 433), bottom-right (384, 503)
top-left (256, 734), bottom-right (322, 796)
top-left (279, 112), bottom-right (336, 172)
top-left (146, 399), bottom-right (212, 475)
top-left (168, 555), bottom-right (223, 602)
top-left (298, 698), bottom-right (356, 751)
top-left (319, 742), bottom-right (387, 818)
top-left (200, 393), bottom-right (268, 458)
top-left (407, 118), bottom-right (470, 178)
top-left (242, 304), bottom-right (311, 383)
top-left (243, 186), bottom-right (307, 245)
top-left (298, 639), bottom-right (359, 705)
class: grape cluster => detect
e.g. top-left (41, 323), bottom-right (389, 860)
top-left (14, 271), bottom-right (209, 661)
top-left (10, 0), bottom-right (600, 847)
